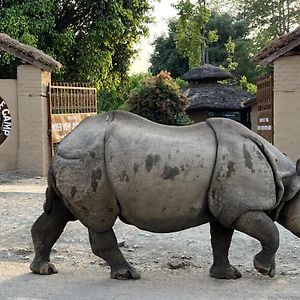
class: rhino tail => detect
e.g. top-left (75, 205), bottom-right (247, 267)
top-left (43, 164), bottom-right (61, 214)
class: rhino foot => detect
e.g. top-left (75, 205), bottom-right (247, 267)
top-left (30, 260), bottom-right (58, 275)
top-left (254, 253), bottom-right (275, 278)
top-left (209, 264), bottom-right (241, 279)
top-left (111, 265), bottom-right (141, 280)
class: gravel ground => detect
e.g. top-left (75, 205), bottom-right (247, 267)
top-left (0, 172), bottom-right (299, 300)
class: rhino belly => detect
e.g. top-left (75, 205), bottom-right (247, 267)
top-left (105, 120), bottom-right (216, 233)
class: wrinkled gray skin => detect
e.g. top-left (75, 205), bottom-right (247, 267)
top-left (30, 111), bottom-right (300, 280)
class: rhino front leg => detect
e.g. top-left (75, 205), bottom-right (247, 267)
top-left (89, 228), bottom-right (140, 280)
top-left (209, 221), bottom-right (241, 279)
top-left (233, 211), bottom-right (279, 278)
top-left (30, 198), bottom-right (77, 275)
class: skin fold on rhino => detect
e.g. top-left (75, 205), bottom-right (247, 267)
top-left (30, 111), bottom-right (300, 280)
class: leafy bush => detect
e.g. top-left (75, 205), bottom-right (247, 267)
top-left (126, 71), bottom-right (192, 126)
top-left (98, 72), bottom-right (152, 112)
top-left (175, 77), bottom-right (189, 89)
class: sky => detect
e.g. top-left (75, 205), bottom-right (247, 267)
top-left (129, 0), bottom-right (178, 74)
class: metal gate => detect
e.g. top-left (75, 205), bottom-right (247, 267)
top-left (48, 82), bottom-right (97, 155)
top-left (256, 76), bottom-right (274, 144)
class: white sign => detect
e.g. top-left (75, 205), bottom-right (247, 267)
top-left (257, 125), bottom-right (272, 131)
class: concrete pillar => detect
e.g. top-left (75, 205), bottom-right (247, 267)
top-left (17, 64), bottom-right (51, 176)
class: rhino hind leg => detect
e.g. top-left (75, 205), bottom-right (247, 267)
top-left (233, 211), bottom-right (279, 278)
top-left (209, 221), bottom-right (241, 279)
top-left (89, 228), bottom-right (140, 280)
top-left (30, 197), bottom-right (77, 275)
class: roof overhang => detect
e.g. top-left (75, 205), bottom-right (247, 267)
top-left (0, 33), bottom-right (62, 72)
top-left (253, 26), bottom-right (300, 67)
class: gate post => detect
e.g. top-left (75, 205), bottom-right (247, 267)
top-left (17, 64), bottom-right (51, 176)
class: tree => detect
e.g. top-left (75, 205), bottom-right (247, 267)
top-left (149, 12), bottom-right (260, 84)
top-left (222, 37), bottom-right (257, 94)
top-left (237, 0), bottom-right (300, 45)
top-left (149, 20), bottom-right (189, 78)
top-left (206, 12), bottom-right (249, 65)
top-left (126, 71), bottom-right (192, 125)
top-left (174, 0), bottom-right (218, 67)
top-left (0, 0), bottom-right (153, 109)
top-left (206, 13), bottom-right (262, 83)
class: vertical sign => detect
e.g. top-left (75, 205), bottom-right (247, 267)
top-left (256, 76), bottom-right (273, 144)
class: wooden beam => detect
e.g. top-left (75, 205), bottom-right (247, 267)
top-left (259, 37), bottom-right (300, 67)
top-left (282, 51), bottom-right (300, 57)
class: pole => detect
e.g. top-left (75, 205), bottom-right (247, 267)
top-left (198, 0), bottom-right (206, 65)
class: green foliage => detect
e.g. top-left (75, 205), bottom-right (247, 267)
top-left (174, 78), bottom-right (188, 89)
top-left (224, 36), bottom-right (238, 72)
top-left (207, 1), bottom-right (299, 83)
top-left (206, 12), bottom-right (249, 61)
top-left (221, 37), bottom-right (257, 94)
top-left (150, 12), bottom-right (260, 84)
top-left (209, 1), bottom-right (300, 57)
top-left (238, 0), bottom-right (300, 45)
top-left (0, 0), bottom-right (56, 78)
top-left (205, 12), bottom-right (261, 83)
top-left (149, 20), bottom-right (189, 78)
top-left (0, 0), bottom-right (153, 111)
top-left (123, 72), bottom-right (153, 100)
top-left (174, 0), bottom-right (217, 67)
top-left (99, 72), bottom-right (152, 112)
top-left (239, 76), bottom-right (257, 94)
top-left (150, 1), bottom-right (299, 93)
top-left (126, 71), bottom-right (192, 125)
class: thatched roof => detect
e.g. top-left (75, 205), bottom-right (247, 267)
top-left (0, 33), bottom-right (62, 71)
top-left (183, 83), bottom-right (255, 111)
top-left (253, 26), bottom-right (300, 66)
top-left (182, 64), bottom-right (234, 82)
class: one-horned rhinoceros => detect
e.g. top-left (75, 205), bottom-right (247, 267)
top-left (30, 111), bottom-right (300, 280)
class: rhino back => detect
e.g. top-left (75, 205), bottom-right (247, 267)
top-left (105, 111), bottom-right (217, 232)
top-left (52, 112), bottom-right (120, 232)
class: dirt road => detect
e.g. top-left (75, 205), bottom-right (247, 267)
top-left (0, 173), bottom-right (299, 299)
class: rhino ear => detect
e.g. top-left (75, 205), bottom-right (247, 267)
top-left (296, 159), bottom-right (300, 176)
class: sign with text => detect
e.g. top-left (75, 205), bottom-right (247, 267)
top-left (0, 97), bottom-right (12, 146)
top-left (257, 111), bottom-right (273, 144)
top-left (51, 113), bottom-right (96, 143)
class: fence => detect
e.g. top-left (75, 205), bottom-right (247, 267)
top-left (49, 82), bottom-right (97, 155)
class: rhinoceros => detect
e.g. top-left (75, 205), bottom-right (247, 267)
top-left (30, 111), bottom-right (300, 280)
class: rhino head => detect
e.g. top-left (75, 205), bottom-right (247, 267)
top-left (278, 159), bottom-right (300, 238)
